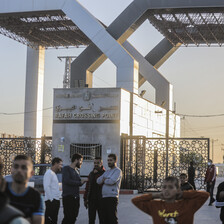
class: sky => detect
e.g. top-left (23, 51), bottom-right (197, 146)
top-left (0, 0), bottom-right (224, 162)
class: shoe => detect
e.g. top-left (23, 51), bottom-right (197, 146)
top-left (208, 198), bottom-right (215, 206)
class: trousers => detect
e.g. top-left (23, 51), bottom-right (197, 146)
top-left (101, 197), bottom-right (118, 224)
top-left (88, 199), bottom-right (104, 224)
top-left (206, 181), bottom-right (215, 203)
top-left (45, 199), bottom-right (60, 224)
top-left (62, 196), bottom-right (80, 224)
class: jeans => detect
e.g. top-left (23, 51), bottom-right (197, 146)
top-left (88, 199), bottom-right (104, 224)
top-left (62, 196), bottom-right (80, 224)
top-left (101, 197), bottom-right (118, 224)
top-left (45, 199), bottom-right (60, 224)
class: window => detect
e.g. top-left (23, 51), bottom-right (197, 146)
top-left (70, 143), bottom-right (102, 161)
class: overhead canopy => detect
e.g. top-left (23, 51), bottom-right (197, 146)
top-left (0, 10), bottom-right (91, 48)
top-left (148, 7), bottom-right (224, 46)
top-left (1, 0), bottom-right (224, 48)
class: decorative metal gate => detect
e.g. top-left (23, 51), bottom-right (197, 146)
top-left (0, 136), bottom-right (52, 175)
top-left (120, 136), bottom-right (209, 192)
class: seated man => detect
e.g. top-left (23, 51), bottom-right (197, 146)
top-left (180, 173), bottom-right (194, 191)
top-left (5, 155), bottom-right (44, 224)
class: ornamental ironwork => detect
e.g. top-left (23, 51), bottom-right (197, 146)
top-left (120, 137), bottom-right (209, 192)
top-left (0, 137), bottom-right (52, 176)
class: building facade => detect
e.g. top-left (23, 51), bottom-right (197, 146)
top-left (52, 88), bottom-right (180, 175)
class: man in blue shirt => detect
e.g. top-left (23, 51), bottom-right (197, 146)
top-left (62, 153), bottom-right (86, 224)
top-left (5, 155), bottom-right (44, 224)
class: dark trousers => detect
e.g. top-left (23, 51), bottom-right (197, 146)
top-left (88, 199), bottom-right (104, 224)
top-left (45, 199), bottom-right (60, 224)
top-left (62, 196), bottom-right (80, 224)
top-left (206, 181), bottom-right (215, 203)
top-left (101, 197), bottom-right (118, 224)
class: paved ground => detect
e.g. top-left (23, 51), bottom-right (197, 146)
top-left (58, 177), bottom-right (224, 224)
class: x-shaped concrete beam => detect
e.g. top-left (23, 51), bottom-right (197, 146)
top-left (71, 0), bottom-right (181, 110)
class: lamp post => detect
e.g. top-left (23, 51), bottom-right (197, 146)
top-left (165, 109), bottom-right (169, 178)
top-left (155, 108), bottom-right (170, 178)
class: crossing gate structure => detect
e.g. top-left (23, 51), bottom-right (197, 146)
top-left (120, 136), bottom-right (209, 192)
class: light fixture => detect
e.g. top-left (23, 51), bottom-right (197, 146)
top-left (140, 90), bottom-right (146, 97)
top-left (161, 101), bottom-right (166, 107)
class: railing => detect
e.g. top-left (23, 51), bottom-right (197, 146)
top-left (121, 136), bottom-right (209, 192)
top-left (0, 136), bottom-right (52, 175)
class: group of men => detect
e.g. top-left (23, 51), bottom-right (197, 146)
top-left (0, 151), bottom-right (221, 224)
top-left (58, 153), bottom-right (122, 224)
top-left (0, 153), bottom-right (122, 224)
top-left (180, 159), bottom-right (217, 206)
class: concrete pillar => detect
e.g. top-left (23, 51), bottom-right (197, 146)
top-left (24, 46), bottom-right (45, 138)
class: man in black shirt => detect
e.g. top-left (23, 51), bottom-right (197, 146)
top-left (84, 157), bottom-right (105, 224)
top-left (5, 155), bottom-right (44, 224)
top-left (62, 153), bottom-right (86, 224)
top-left (0, 157), bottom-right (29, 224)
top-left (188, 161), bottom-right (196, 190)
top-left (180, 173), bottom-right (194, 191)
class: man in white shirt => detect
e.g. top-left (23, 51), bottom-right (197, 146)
top-left (43, 157), bottom-right (63, 224)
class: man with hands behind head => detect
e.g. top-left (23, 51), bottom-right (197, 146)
top-left (132, 176), bottom-right (209, 224)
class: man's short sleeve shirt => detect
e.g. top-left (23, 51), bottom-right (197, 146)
top-left (5, 182), bottom-right (44, 218)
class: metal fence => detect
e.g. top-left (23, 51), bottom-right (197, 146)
top-left (0, 136), bottom-right (52, 175)
top-left (120, 136), bottom-right (209, 192)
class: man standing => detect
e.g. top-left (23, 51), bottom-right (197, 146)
top-left (205, 159), bottom-right (216, 205)
top-left (188, 161), bottom-right (196, 190)
top-left (97, 154), bottom-right (122, 224)
top-left (5, 154), bottom-right (44, 224)
top-left (84, 157), bottom-right (105, 224)
top-left (180, 173), bottom-right (194, 191)
top-left (62, 153), bottom-right (86, 224)
top-left (43, 157), bottom-right (63, 224)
